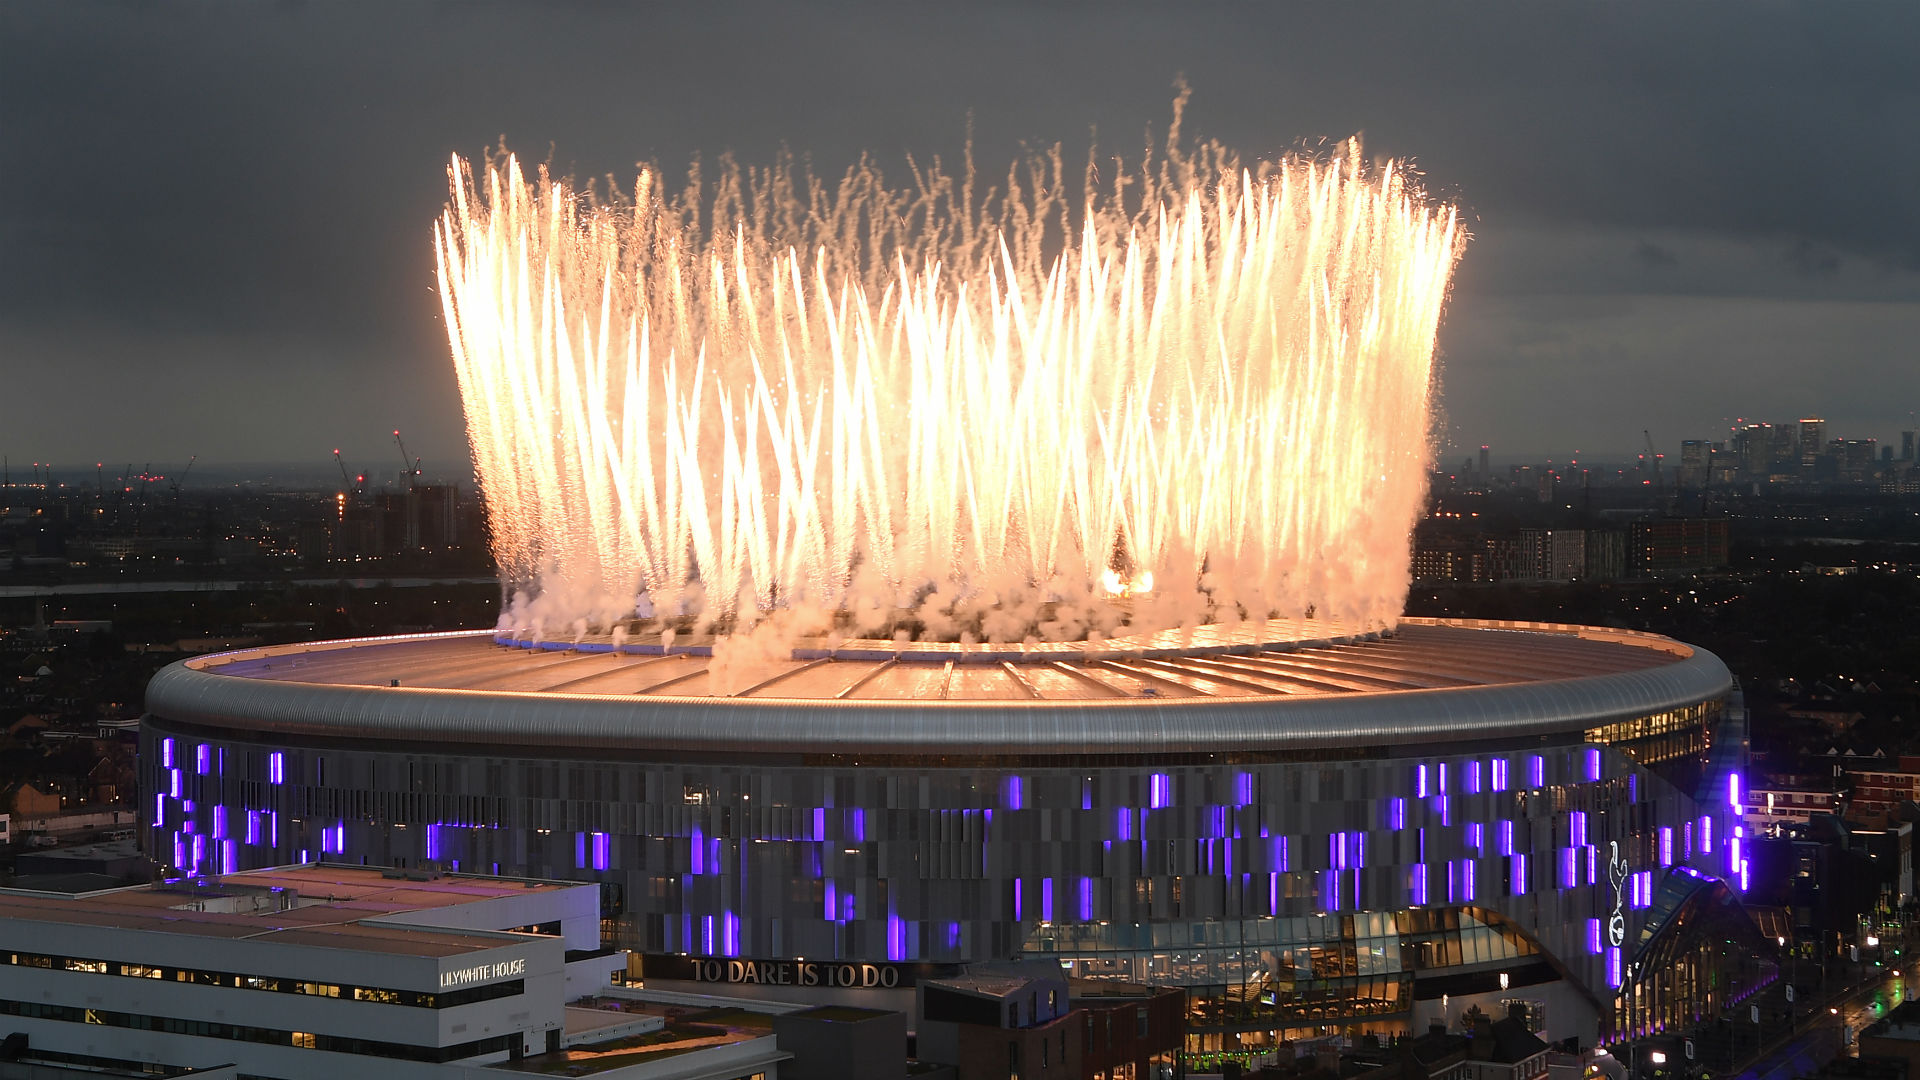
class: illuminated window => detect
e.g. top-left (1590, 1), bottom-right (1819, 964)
top-left (291, 1031), bottom-right (316, 1049)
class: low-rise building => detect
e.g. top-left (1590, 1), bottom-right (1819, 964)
top-left (1743, 786), bottom-right (1842, 834)
top-left (0, 863), bottom-right (605, 1078)
top-left (916, 964), bottom-right (1182, 1080)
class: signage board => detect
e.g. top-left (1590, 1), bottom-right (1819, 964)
top-left (440, 957), bottom-right (528, 989)
top-left (640, 953), bottom-right (956, 990)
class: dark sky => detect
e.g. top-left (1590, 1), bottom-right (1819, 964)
top-left (4, 2), bottom-right (1918, 471)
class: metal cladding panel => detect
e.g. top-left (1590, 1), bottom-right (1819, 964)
top-left (144, 639), bottom-right (1732, 755)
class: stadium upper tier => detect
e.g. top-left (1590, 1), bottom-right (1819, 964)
top-left (143, 619), bottom-right (1731, 758)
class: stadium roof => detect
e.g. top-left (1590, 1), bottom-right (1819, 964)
top-left (144, 620), bottom-right (1732, 757)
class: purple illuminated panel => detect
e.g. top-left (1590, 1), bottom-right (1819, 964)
top-left (1466, 760), bottom-right (1482, 794)
top-left (1411, 863), bottom-right (1428, 906)
top-left (1659, 827), bottom-right (1673, 867)
top-left (593, 832), bottom-right (610, 871)
top-left (1498, 819), bottom-right (1515, 856)
top-left (1701, 815), bottom-right (1713, 854)
top-left (1491, 758), bottom-right (1509, 792)
top-left (161, 738), bottom-right (174, 768)
top-left (268, 752), bottom-right (284, 785)
top-left (1585, 747), bottom-right (1602, 782)
top-left (1149, 773), bottom-right (1172, 810)
top-left (1467, 822), bottom-right (1484, 856)
top-left (1042, 878), bottom-right (1053, 923)
top-left (1728, 772), bottom-right (1742, 811)
top-left (1529, 755), bottom-right (1545, 788)
top-left (1460, 858), bottom-right (1476, 902)
top-left (1511, 853), bottom-right (1528, 895)
top-left (1235, 773), bottom-right (1255, 806)
top-left (1389, 798), bottom-right (1406, 830)
top-left (1438, 762), bottom-right (1449, 794)
top-left (195, 744), bottom-right (210, 775)
top-left (1570, 810), bottom-right (1587, 848)
top-left (1588, 918), bottom-right (1603, 955)
top-left (1417, 764), bottom-right (1429, 798)
top-left (1079, 877), bottom-right (1094, 920)
top-left (1607, 946), bottom-right (1623, 988)
top-left (1561, 846), bottom-right (1579, 889)
top-left (1004, 775), bottom-right (1024, 810)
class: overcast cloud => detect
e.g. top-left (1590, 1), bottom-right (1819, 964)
top-left (3, 2), bottom-right (1917, 469)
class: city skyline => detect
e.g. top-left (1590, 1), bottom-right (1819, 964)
top-left (4, 3), bottom-right (1919, 466)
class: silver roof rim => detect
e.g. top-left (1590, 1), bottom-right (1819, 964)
top-left (143, 623), bottom-right (1734, 756)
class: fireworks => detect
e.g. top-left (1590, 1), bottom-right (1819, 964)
top-left (435, 115), bottom-right (1460, 644)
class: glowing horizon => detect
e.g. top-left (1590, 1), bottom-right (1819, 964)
top-left (434, 117), bottom-right (1462, 648)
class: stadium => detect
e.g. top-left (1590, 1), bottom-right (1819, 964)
top-left (140, 615), bottom-right (1756, 1055)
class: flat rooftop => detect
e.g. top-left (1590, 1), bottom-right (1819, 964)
top-left (0, 863), bottom-right (575, 960)
top-left (497, 1001), bottom-right (777, 1076)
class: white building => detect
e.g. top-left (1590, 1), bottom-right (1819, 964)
top-left (0, 863), bottom-right (629, 1078)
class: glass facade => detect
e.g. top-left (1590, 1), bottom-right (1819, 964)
top-left (143, 695), bottom-right (1733, 1051)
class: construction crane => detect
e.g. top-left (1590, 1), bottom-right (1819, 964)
top-left (131, 462), bottom-right (153, 534)
top-left (393, 430), bottom-right (421, 491)
top-left (333, 449), bottom-right (365, 497)
top-left (170, 454), bottom-right (196, 507)
top-left (1642, 430), bottom-right (1665, 495)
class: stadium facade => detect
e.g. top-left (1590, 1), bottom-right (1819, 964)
top-left (141, 618), bottom-right (1756, 1056)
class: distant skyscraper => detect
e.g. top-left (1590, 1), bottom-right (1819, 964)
top-left (1479, 444), bottom-right (1490, 482)
top-left (1800, 418), bottom-right (1825, 470)
top-left (1679, 440), bottom-right (1710, 489)
top-left (1902, 430), bottom-right (1915, 462)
